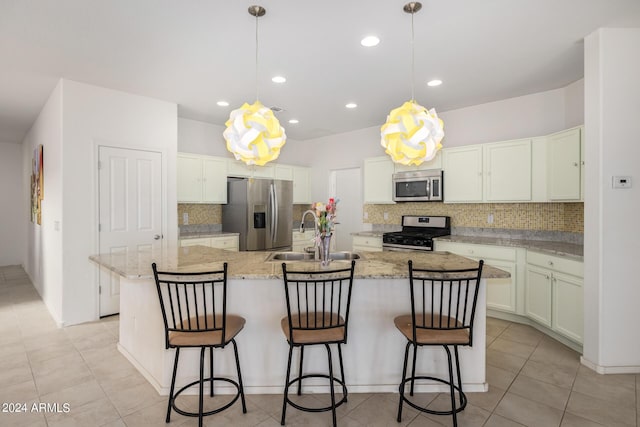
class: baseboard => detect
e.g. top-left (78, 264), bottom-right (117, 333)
top-left (580, 356), bottom-right (640, 374)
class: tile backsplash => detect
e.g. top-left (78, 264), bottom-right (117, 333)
top-left (180, 202), bottom-right (584, 234)
top-left (364, 202), bottom-right (583, 233)
top-left (178, 204), bottom-right (221, 225)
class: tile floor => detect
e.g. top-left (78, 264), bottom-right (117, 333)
top-left (0, 264), bottom-right (636, 426)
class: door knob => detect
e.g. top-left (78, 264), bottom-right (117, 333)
top-left (154, 234), bottom-right (161, 240)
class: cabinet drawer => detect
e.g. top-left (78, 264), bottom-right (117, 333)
top-left (436, 241), bottom-right (516, 262)
top-left (527, 251), bottom-right (583, 277)
top-left (179, 237), bottom-right (211, 247)
top-left (352, 235), bottom-right (383, 250)
top-left (210, 236), bottom-right (239, 251)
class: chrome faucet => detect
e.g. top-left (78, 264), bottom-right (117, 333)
top-left (300, 210), bottom-right (319, 260)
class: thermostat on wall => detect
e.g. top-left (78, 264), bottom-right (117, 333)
top-left (612, 176), bottom-right (632, 189)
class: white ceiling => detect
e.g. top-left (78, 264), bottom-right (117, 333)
top-left (1, 0), bottom-right (640, 144)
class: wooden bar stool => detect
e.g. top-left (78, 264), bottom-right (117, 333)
top-left (280, 260), bottom-right (356, 427)
top-left (395, 259), bottom-right (484, 427)
top-left (152, 262), bottom-right (246, 427)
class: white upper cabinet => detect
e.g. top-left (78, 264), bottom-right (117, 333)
top-left (393, 150), bottom-right (443, 172)
top-left (530, 136), bottom-right (548, 202)
top-left (178, 153), bottom-right (228, 204)
top-left (442, 145), bottom-right (483, 202)
top-left (547, 127), bottom-right (582, 201)
top-left (274, 164), bottom-right (294, 181)
top-left (443, 139), bottom-right (533, 203)
top-left (178, 153), bottom-right (311, 205)
top-left (484, 139), bottom-right (532, 202)
top-left (202, 157), bottom-right (228, 203)
top-left (177, 154), bottom-right (203, 203)
top-left (292, 166), bottom-right (312, 204)
top-left (363, 156), bottom-right (395, 204)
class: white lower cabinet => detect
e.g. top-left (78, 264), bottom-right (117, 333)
top-left (525, 265), bottom-right (553, 327)
top-left (436, 241), bottom-right (583, 346)
top-left (526, 251), bottom-right (583, 343)
top-left (179, 235), bottom-right (239, 252)
top-left (435, 241), bottom-right (521, 314)
top-left (179, 237), bottom-right (211, 247)
top-left (209, 235), bottom-right (239, 251)
top-left (352, 235), bottom-right (383, 252)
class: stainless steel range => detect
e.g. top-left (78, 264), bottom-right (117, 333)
top-left (382, 215), bottom-right (451, 251)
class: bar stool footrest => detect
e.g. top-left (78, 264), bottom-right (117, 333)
top-left (399, 375), bottom-right (467, 415)
top-left (171, 376), bottom-right (244, 417)
top-left (285, 374), bottom-right (348, 413)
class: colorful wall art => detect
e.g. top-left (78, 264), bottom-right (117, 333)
top-left (31, 145), bottom-right (44, 224)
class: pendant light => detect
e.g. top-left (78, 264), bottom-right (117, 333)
top-left (380, 2), bottom-right (444, 166)
top-left (224, 5), bottom-right (286, 166)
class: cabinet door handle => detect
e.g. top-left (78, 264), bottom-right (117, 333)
top-left (548, 261), bottom-right (554, 266)
top-left (546, 275), bottom-right (551, 280)
top-left (573, 162), bottom-right (579, 167)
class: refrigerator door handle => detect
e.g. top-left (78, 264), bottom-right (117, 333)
top-left (269, 183), bottom-right (276, 243)
top-left (273, 183), bottom-right (278, 244)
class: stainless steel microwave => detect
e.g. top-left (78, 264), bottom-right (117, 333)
top-left (392, 170), bottom-right (443, 202)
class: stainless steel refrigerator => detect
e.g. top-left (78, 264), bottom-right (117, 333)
top-left (222, 177), bottom-right (293, 251)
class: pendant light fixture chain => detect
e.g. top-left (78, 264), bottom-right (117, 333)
top-left (403, 2), bottom-right (421, 103)
top-left (249, 5), bottom-right (266, 101)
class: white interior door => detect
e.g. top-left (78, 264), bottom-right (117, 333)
top-left (330, 168), bottom-right (363, 252)
top-left (99, 146), bottom-right (162, 316)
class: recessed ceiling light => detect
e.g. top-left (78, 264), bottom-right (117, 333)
top-left (217, 101), bottom-right (229, 107)
top-left (288, 119), bottom-right (299, 124)
top-left (272, 76), bottom-right (286, 83)
top-left (427, 79), bottom-right (443, 87)
top-left (345, 103), bottom-right (358, 109)
top-left (361, 36), bottom-right (380, 47)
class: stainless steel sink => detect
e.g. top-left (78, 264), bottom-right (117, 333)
top-left (266, 252), bottom-right (315, 261)
top-left (265, 251), bottom-right (361, 262)
top-left (329, 252), bottom-right (361, 261)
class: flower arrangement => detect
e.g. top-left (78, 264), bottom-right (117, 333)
top-left (312, 198), bottom-right (338, 238)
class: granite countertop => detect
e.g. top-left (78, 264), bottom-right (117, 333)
top-left (435, 235), bottom-right (583, 260)
top-left (179, 231), bottom-right (239, 239)
top-left (89, 246), bottom-right (508, 281)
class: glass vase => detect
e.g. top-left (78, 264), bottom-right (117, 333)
top-left (319, 234), bottom-right (331, 267)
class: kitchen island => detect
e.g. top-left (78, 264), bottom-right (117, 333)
top-left (90, 246), bottom-right (508, 396)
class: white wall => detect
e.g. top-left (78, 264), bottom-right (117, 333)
top-left (22, 79), bottom-right (178, 326)
top-left (0, 143), bottom-right (25, 266)
top-left (178, 118), bottom-right (230, 157)
top-left (61, 80), bottom-right (178, 325)
top-left (583, 28), bottom-right (640, 372)
top-left (564, 79), bottom-right (585, 129)
top-left (438, 85), bottom-right (584, 148)
top-left (21, 81), bottom-right (64, 322)
top-left (178, 116), bottom-right (304, 164)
